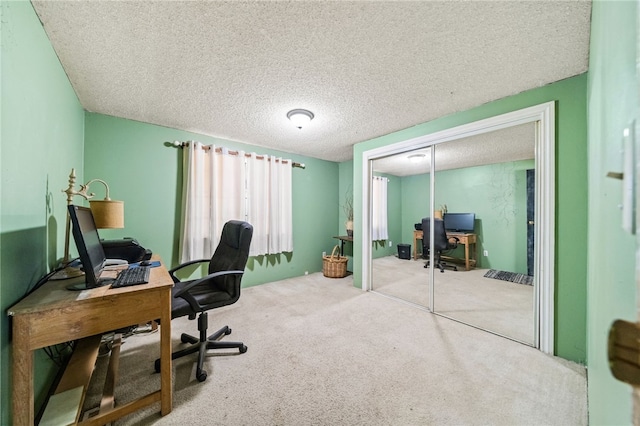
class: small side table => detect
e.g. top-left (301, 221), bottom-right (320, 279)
top-left (332, 235), bottom-right (353, 256)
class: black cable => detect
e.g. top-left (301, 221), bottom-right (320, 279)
top-left (22, 258), bottom-right (80, 365)
top-left (23, 257), bottom-right (80, 297)
top-left (42, 341), bottom-right (74, 367)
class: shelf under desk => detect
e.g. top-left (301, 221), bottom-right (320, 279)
top-left (8, 256), bottom-right (174, 425)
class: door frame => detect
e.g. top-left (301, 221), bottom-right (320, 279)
top-left (360, 101), bottom-right (555, 353)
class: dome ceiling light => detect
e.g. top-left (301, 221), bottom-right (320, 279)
top-left (287, 109), bottom-right (314, 129)
top-left (408, 153), bottom-right (426, 163)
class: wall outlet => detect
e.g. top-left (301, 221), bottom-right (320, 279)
top-left (483, 250), bottom-right (489, 257)
top-left (322, 251), bottom-right (326, 257)
top-left (388, 241), bottom-right (392, 247)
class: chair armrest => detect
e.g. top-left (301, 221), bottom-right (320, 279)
top-left (168, 259), bottom-right (210, 282)
top-left (174, 270), bottom-right (245, 298)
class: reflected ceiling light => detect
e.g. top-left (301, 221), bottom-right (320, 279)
top-left (408, 153), bottom-right (426, 163)
top-left (287, 109), bottom-right (314, 129)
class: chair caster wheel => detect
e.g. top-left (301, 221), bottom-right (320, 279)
top-left (180, 334), bottom-right (191, 343)
top-left (239, 345), bottom-right (248, 354)
top-left (197, 370), bottom-right (207, 382)
top-left (225, 328), bottom-right (232, 335)
top-left (154, 359), bottom-right (161, 373)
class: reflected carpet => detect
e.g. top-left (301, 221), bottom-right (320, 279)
top-left (484, 269), bottom-right (533, 285)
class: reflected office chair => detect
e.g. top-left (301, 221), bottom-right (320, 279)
top-left (422, 217), bottom-right (459, 273)
top-left (155, 220), bottom-right (253, 382)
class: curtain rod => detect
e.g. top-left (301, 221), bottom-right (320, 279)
top-left (170, 141), bottom-right (306, 169)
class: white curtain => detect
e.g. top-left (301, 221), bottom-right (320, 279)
top-left (180, 142), bottom-right (293, 262)
top-left (245, 154), bottom-right (294, 255)
top-left (246, 152), bottom-right (270, 255)
top-left (372, 176), bottom-right (388, 241)
top-left (180, 144), bottom-right (245, 261)
top-left (268, 156), bottom-right (293, 254)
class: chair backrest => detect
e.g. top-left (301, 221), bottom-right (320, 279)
top-left (208, 220), bottom-right (253, 291)
top-left (421, 217), bottom-right (450, 252)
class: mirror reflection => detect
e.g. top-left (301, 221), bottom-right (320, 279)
top-left (371, 147), bottom-right (432, 308)
top-left (370, 123), bottom-right (536, 345)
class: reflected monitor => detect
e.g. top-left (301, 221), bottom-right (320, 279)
top-left (443, 213), bottom-right (475, 233)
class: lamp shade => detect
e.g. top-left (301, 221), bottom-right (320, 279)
top-left (89, 200), bottom-right (124, 229)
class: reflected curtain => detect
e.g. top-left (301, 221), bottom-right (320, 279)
top-left (372, 176), bottom-right (388, 241)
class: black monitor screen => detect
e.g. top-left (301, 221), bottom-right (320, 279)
top-left (68, 205), bottom-right (108, 288)
top-left (443, 213), bottom-right (475, 233)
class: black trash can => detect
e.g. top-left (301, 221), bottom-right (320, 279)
top-left (397, 243), bottom-right (411, 260)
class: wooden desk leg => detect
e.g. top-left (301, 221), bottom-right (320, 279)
top-left (472, 242), bottom-right (477, 269)
top-left (413, 234), bottom-right (418, 260)
top-left (159, 290), bottom-right (173, 416)
top-left (12, 316), bottom-right (34, 425)
top-left (464, 242), bottom-right (470, 271)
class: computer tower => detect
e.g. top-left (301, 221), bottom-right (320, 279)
top-left (397, 243), bottom-right (411, 260)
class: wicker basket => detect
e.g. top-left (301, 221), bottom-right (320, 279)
top-left (323, 245), bottom-right (348, 278)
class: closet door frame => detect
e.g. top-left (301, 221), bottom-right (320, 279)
top-left (360, 102), bottom-right (555, 353)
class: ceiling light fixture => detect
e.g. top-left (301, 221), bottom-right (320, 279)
top-left (287, 109), bottom-right (314, 129)
top-left (408, 153), bottom-right (426, 163)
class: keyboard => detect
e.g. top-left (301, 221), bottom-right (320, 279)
top-left (112, 266), bottom-right (150, 288)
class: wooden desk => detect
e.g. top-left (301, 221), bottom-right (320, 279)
top-left (413, 230), bottom-right (477, 271)
top-left (8, 257), bottom-right (174, 425)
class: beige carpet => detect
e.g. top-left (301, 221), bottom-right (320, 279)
top-left (372, 256), bottom-right (534, 344)
top-left (84, 272), bottom-right (586, 425)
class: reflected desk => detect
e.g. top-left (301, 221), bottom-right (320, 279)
top-left (8, 257), bottom-right (174, 425)
top-left (413, 230), bottom-right (477, 271)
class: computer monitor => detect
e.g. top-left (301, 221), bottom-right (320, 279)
top-left (68, 204), bottom-right (112, 289)
top-left (443, 212), bottom-right (475, 233)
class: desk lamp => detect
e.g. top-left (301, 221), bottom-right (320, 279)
top-left (52, 168), bottom-right (124, 279)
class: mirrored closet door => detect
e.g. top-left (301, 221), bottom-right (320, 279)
top-left (370, 147), bottom-right (433, 309)
top-left (369, 123), bottom-right (537, 346)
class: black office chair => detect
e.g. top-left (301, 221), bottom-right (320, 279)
top-left (155, 220), bottom-right (253, 382)
top-left (422, 217), bottom-right (459, 273)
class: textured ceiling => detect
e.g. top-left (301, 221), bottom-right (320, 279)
top-left (31, 1), bottom-right (591, 165)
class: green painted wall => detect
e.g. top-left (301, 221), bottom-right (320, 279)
top-left (587, 1), bottom-right (638, 424)
top-left (84, 113), bottom-right (340, 286)
top-left (400, 173), bottom-right (430, 255)
top-left (6, 1), bottom-right (635, 424)
top-left (338, 161), bottom-right (354, 269)
top-left (354, 75), bottom-right (588, 363)
top-left (400, 160), bottom-right (533, 273)
top-left (0, 1), bottom-right (85, 423)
